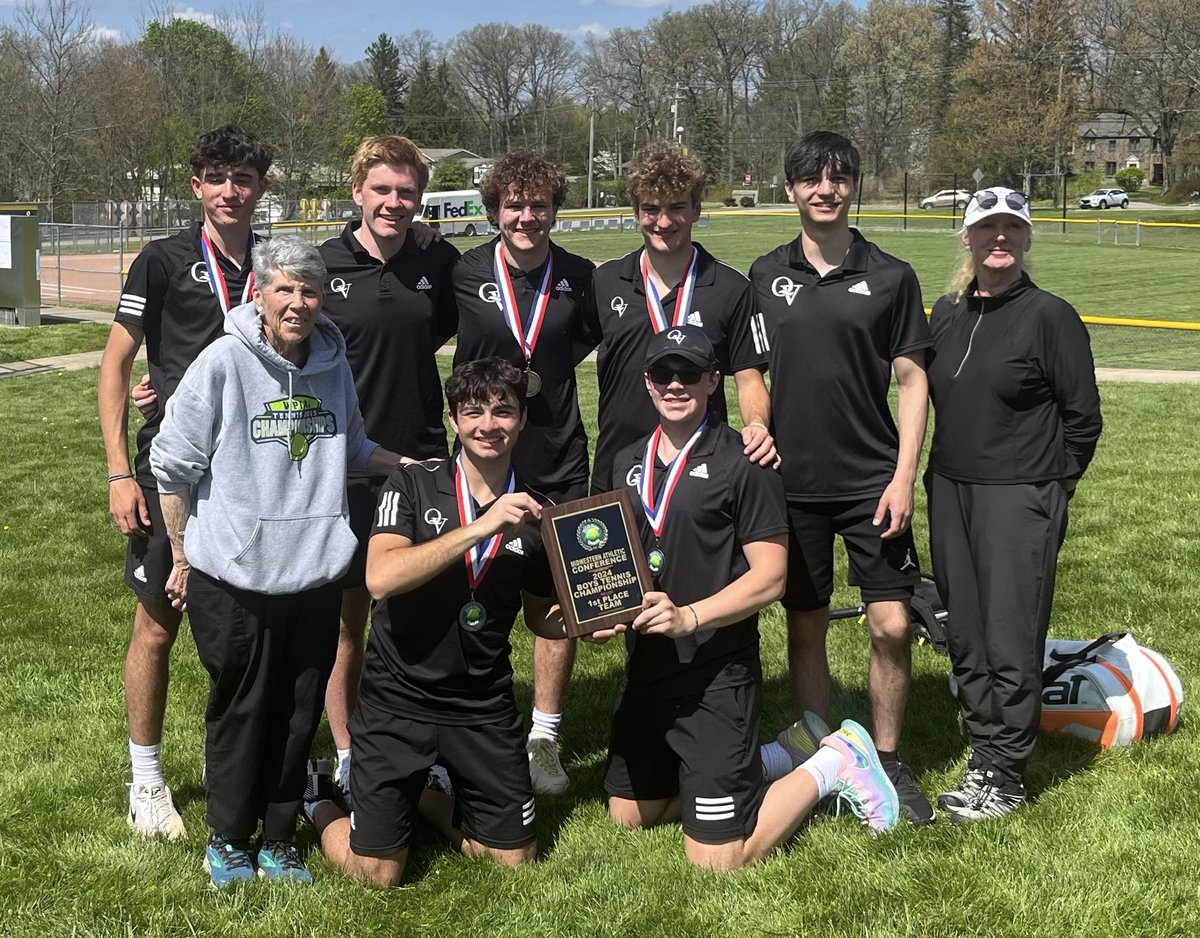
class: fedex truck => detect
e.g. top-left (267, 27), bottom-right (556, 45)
top-left (419, 189), bottom-right (492, 237)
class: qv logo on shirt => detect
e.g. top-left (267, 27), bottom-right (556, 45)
top-left (771, 276), bottom-right (802, 306)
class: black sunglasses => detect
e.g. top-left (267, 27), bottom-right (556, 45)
top-left (647, 364), bottom-right (709, 385)
top-left (972, 189), bottom-right (1029, 211)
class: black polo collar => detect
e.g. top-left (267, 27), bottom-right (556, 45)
top-left (786, 228), bottom-right (870, 276)
top-left (616, 241), bottom-right (720, 295)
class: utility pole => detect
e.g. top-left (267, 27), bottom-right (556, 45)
top-left (587, 93), bottom-right (596, 210)
top-left (670, 82), bottom-right (684, 145)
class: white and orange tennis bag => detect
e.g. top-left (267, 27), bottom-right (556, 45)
top-left (1040, 632), bottom-right (1183, 748)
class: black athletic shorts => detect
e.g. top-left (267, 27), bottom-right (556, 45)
top-left (124, 484), bottom-right (173, 606)
top-left (604, 681), bottom-right (766, 845)
top-left (783, 496), bottom-right (920, 611)
top-left (340, 477), bottom-right (386, 590)
top-left (348, 698), bottom-right (535, 856)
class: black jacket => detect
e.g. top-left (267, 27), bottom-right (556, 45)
top-left (927, 273), bottom-right (1102, 484)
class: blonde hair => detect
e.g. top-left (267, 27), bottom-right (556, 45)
top-left (627, 141), bottom-right (707, 209)
top-left (350, 136), bottom-right (430, 191)
top-left (947, 223), bottom-right (1033, 303)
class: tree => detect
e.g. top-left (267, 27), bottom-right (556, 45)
top-left (407, 53), bottom-right (463, 148)
top-left (932, 0), bottom-right (975, 114)
top-left (690, 96), bottom-right (725, 182)
top-left (428, 157), bottom-right (472, 191)
top-left (340, 82), bottom-right (389, 163)
top-left (364, 33), bottom-right (406, 132)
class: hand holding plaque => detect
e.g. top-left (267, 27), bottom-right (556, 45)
top-left (539, 489), bottom-right (652, 638)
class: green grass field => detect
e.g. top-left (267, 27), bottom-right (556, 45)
top-left (5, 214), bottom-right (1199, 369)
top-left (0, 360), bottom-right (1195, 937)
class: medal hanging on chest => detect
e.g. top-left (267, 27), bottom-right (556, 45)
top-left (493, 242), bottom-right (552, 396)
top-left (455, 452), bottom-right (516, 632)
top-left (199, 226), bottom-right (258, 316)
top-left (638, 417), bottom-right (707, 577)
top-left (641, 246), bottom-right (697, 333)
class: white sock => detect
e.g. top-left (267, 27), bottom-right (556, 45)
top-left (529, 708), bottom-right (562, 743)
top-left (336, 748), bottom-right (352, 781)
top-left (760, 741), bottom-right (793, 783)
top-left (798, 746), bottom-right (843, 800)
top-left (129, 740), bottom-right (164, 788)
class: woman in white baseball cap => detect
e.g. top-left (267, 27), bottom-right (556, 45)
top-left (922, 187), bottom-right (1103, 824)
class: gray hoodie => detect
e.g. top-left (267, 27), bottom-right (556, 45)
top-left (151, 301), bottom-right (378, 594)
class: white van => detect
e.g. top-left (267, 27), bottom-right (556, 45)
top-left (419, 189), bottom-right (491, 237)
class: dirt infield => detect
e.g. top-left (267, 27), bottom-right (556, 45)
top-left (38, 252), bottom-right (126, 308)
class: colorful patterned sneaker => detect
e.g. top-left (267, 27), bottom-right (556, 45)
top-left (256, 841), bottom-right (314, 884)
top-left (527, 736), bottom-right (569, 795)
top-left (204, 833), bottom-right (256, 889)
top-left (937, 767), bottom-right (988, 812)
top-left (127, 782), bottom-right (187, 840)
top-left (885, 759), bottom-right (936, 825)
top-left (822, 719), bottom-right (901, 833)
top-left (776, 711), bottom-right (832, 770)
top-left (948, 770), bottom-right (1027, 825)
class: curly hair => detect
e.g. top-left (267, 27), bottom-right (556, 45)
top-left (626, 141), bottom-right (707, 209)
top-left (479, 152), bottom-right (568, 218)
top-left (189, 124), bottom-right (273, 178)
top-left (445, 357), bottom-right (528, 416)
top-left (350, 135), bottom-right (430, 191)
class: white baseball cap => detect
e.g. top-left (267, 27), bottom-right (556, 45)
top-left (962, 187), bottom-right (1032, 228)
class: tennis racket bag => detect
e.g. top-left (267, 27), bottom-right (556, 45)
top-left (1040, 632), bottom-right (1183, 748)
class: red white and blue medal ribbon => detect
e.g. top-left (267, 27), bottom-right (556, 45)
top-left (199, 226), bottom-right (258, 316)
top-left (455, 452), bottom-right (516, 589)
top-left (641, 246), bottom-right (697, 333)
top-left (639, 417), bottom-right (707, 537)
top-left (493, 242), bottom-right (553, 366)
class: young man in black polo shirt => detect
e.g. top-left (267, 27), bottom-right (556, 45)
top-left (593, 326), bottom-right (898, 868)
top-left (749, 131), bottom-right (935, 824)
top-left (583, 141), bottom-right (776, 495)
top-left (98, 124), bottom-right (272, 840)
top-left (452, 152), bottom-right (595, 797)
top-left (318, 135), bottom-right (461, 798)
top-left (303, 358), bottom-right (564, 887)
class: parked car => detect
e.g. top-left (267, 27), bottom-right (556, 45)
top-left (919, 189), bottom-right (971, 210)
top-left (1079, 188), bottom-right (1129, 209)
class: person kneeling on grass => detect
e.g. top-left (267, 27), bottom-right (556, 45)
top-left (149, 237), bottom-right (404, 888)
top-left (592, 326), bottom-right (900, 870)
top-left (303, 357), bottom-right (566, 887)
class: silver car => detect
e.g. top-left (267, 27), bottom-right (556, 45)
top-left (1079, 188), bottom-right (1129, 209)
top-left (919, 189), bottom-right (971, 210)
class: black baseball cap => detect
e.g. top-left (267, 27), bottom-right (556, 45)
top-left (643, 324), bottom-right (717, 370)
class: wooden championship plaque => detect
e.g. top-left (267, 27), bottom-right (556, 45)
top-left (540, 489), bottom-right (652, 638)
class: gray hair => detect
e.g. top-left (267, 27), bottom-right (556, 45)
top-left (252, 236), bottom-right (326, 289)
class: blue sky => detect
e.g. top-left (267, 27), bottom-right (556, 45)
top-left (0, 0), bottom-right (700, 62)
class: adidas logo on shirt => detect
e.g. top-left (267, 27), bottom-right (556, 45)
top-left (118, 293), bottom-right (146, 318)
top-left (689, 463), bottom-right (709, 479)
top-left (555, 278), bottom-right (572, 293)
top-left (848, 280), bottom-right (872, 296)
top-left (687, 310), bottom-right (703, 327)
top-left (505, 537), bottom-right (525, 556)
top-left (416, 276), bottom-right (432, 291)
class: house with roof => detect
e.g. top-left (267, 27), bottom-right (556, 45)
top-left (420, 148), bottom-right (494, 185)
top-left (1072, 111), bottom-right (1161, 185)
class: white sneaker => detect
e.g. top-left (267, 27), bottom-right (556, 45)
top-left (127, 782), bottom-right (186, 840)
top-left (527, 737), bottom-right (569, 796)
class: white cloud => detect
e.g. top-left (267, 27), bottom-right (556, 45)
top-left (562, 22), bottom-right (611, 39)
top-left (173, 6), bottom-right (220, 27)
top-left (90, 24), bottom-right (122, 43)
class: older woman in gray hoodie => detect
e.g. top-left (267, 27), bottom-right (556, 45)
top-left (151, 236), bottom-right (402, 888)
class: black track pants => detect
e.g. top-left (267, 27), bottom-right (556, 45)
top-left (187, 568), bottom-right (340, 842)
top-left (926, 473), bottom-right (1068, 777)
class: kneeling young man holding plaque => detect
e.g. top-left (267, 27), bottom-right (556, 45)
top-left (303, 358), bottom-right (564, 887)
top-left (594, 326), bottom-right (900, 870)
